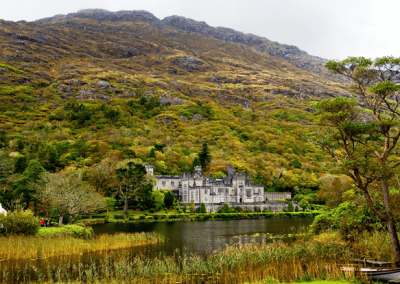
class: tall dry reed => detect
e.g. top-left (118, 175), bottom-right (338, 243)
top-left (0, 232), bottom-right (163, 261)
top-left (0, 238), bottom-right (358, 284)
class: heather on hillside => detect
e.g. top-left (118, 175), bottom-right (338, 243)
top-left (0, 10), bottom-right (349, 211)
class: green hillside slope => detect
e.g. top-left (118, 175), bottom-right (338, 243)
top-left (0, 10), bottom-right (351, 206)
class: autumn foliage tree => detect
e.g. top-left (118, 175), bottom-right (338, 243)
top-left (315, 56), bottom-right (400, 264)
top-left (35, 170), bottom-right (105, 226)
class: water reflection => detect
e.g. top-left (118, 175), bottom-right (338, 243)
top-left (92, 218), bottom-right (314, 257)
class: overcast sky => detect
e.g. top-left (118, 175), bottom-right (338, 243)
top-left (1, 0), bottom-right (399, 60)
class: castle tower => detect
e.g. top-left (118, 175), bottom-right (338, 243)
top-left (145, 164), bottom-right (154, 176)
top-left (194, 166), bottom-right (202, 175)
top-left (227, 164), bottom-right (234, 178)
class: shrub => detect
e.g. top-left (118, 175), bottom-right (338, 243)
top-left (287, 202), bottom-right (294, 212)
top-left (199, 203), bottom-right (207, 213)
top-left (0, 209), bottom-right (39, 236)
top-left (164, 191), bottom-right (175, 208)
top-left (92, 214), bottom-right (107, 218)
top-left (113, 214), bottom-right (125, 219)
top-left (128, 216), bottom-right (135, 221)
top-left (149, 208), bottom-right (155, 213)
top-left (139, 215), bottom-right (146, 220)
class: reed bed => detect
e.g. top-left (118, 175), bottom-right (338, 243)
top-left (0, 232), bottom-right (164, 261)
top-left (0, 239), bottom-right (359, 284)
top-left (314, 230), bottom-right (399, 263)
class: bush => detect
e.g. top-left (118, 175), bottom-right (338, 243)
top-left (310, 201), bottom-right (377, 240)
top-left (199, 203), bottom-right (207, 213)
top-left (113, 214), bottom-right (125, 219)
top-left (128, 216), bottom-right (135, 221)
top-left (149, 208), bottom-right (155, 213)
top-left (139, 215), bottom-right (146, 220)
top-left (92, 214), bottom-right (108, 218)
top-left (164, 191), bottom-right (175, 208)
top-left (0, 209), bottom-right (39, 236)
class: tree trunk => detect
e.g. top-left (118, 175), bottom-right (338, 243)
top-left (123, 197), bottom-right (128, 215)
top-left (386, 215), bottom-right (400, 265)
top-left (58, 215), bottom-right (64, 227)
top-left (382, 179), bottom-right (400, 265)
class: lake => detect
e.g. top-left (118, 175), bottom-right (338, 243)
top-left (92, 217), bottom-right (314, 257)
top-left (1, 218), bottom-right (314, 283)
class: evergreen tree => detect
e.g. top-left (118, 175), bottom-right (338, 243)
top-left (14, 155), bottom-right (28, 174)
top-left (164, 191), bottom-right (174, 209)
top-left (287, 201), bottom-right (294, 212)
top-left (191, 157), bottom-right (201, 173)
top-left (116, 162), bottom-right (148, 215)
top-left (148, 148), bottom-right (156, 159)
top-left (13, 159), bottom-right (46, 208)
top-left (138, 183), bottom-right (156, 211)
top-left (40, 145), bottom-right (59, 172)
top-left (199, 142), bottom-right (211, 169)
top-left (199, 203), bottom-right (207, 213)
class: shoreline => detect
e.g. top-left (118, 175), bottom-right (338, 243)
top-left (77, 211), bottom-right (320, 225)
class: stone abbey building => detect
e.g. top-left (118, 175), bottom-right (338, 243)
top-left (145, 164), bottom-right (293, 212)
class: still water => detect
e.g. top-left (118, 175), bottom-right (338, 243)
top-left (92, 218), bottom-right (314, 257)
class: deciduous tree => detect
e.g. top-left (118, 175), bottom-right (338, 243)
top-left (36, 170), bottom-right (105, 226)
top-left (315, 56), bottom-right (400, 264)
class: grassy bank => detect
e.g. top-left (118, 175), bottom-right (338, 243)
top-left (0, 231), bottom-right (164, 261)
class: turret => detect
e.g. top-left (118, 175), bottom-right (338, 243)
top-left (145, 164), bottom-right (154, 176)
top-left (194, 165), bottom-right (202, 175)
top-left (227, 164), bottom-right (234, 178)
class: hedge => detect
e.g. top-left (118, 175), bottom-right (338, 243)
top-left (113, 214), bottom-right (125, 219)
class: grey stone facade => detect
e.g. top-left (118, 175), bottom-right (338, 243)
top-left (146, 164), bottom-right (294, 212)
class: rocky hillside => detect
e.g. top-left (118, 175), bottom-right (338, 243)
top-left (0, 9), bottom-right (351, 196)
top-left (35, 9), bottom-right (341, 79)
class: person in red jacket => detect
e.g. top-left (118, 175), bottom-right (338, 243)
top-left (40, 218), bottom-right (44, 227)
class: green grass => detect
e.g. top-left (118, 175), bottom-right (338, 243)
top-left (37, 224), bottom-right (92, 238)
top-left (0, 63), bottom-right (25, 74)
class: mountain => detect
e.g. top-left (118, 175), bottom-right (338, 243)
top-left (0, 9), bottom-right (351, 194)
